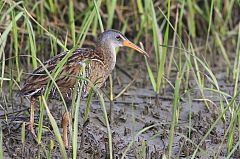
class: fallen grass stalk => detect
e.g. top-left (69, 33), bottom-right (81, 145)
top-left (175, 131), bottom-right (209, 157)
top-left (121, 124), bottom-right (157, 159)
top-left (114, 79), bottom-right (135, 99)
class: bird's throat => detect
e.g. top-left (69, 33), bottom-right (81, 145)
top-left (96, 44), bottom-right (117, 74)
top-left (104, 46), bottom-right (116, 73)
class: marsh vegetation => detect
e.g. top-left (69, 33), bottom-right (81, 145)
top-left (0, 0), bottom-right (240, 158)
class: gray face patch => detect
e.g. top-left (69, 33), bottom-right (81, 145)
top-left (98, 30), bottom-right (127, 49)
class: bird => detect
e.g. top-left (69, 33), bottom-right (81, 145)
top-left (18, 29), bottom-right (148, 148)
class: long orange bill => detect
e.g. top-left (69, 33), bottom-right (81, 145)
top-left (123, 40), bottom-right (149, 57)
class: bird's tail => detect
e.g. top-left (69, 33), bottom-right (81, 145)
top-left (17, 86), bottom-right (43, 97)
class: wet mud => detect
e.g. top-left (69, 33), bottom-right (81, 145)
top-left (0, 55), bottom-right (239, 158)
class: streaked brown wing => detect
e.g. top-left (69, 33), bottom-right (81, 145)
top-left (19, 48), bottom-right (95, 97)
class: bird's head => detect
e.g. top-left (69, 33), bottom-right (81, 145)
top-left (97, 30), bottom-right (149, 57)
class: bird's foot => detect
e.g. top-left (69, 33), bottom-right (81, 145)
top-left (65, 144), bottom-right (72, 150)
top-left (28, 123), bottom-right (38, 142)
top-left (155, 94), bottom-right (161, 107)
top-left (64, 140), bottom-right (69, 149)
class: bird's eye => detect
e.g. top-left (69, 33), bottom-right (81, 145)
top-left (116, 35), bottom-right (121, 41)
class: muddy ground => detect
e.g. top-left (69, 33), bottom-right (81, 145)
top-left (0, 54), bottom-right (239, 158)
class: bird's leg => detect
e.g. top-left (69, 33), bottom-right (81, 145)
top-left (29, 97), bottom-right (37, 138)
top-left (155, 93), bottom-right (161, 107)
top-left (62, 111), bottom-right (69, 148)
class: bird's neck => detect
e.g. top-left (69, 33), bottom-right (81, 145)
top-left (95, 43), bottom-right (116, 73)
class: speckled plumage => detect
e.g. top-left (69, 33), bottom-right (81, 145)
top-left (19, 31), bottom-right (121, 100)
top-left (19, 48), bottom-right (107, 99)
top-left (18, 29), bottom-right (148, 148)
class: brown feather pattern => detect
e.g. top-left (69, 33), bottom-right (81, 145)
top-left (19, 48), bottom-right (105, 100)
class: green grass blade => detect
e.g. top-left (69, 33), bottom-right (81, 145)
top-left (21, 122), bottom-right (25, 144)
top-left (42, 96), bottom-right (67, 159)
top-left (48, 0), bottom-right (56, 14)
top-left (83, 89), bottom-right (93, 122)
top-left (106, 0), bottom-right (117, 29)
top-left (0, 11), bottom-right (23, 90)
top-left (47, 140), bottom-right (54, 159)
top-left (166, 9), bottom-right (178, 78)
top-left (215, 33), bottom-right (231, 69)
top-left (233, 25), bottom-right (240, 98)
top-left (186, 0), bottom-right (196, 38)
top-left (156, 0), bottom-right (171, 94)
top-left (226, 140), bottom-right (240, 159)
top-left (150, 0), bottom-right (161, 68)
top-left (204, 0), bottom-right (214, 54)
top-left (98, 92), bottom-right (113, 159)
top-left (0, 122), bottom-right (3, 158)
top-left (76, 0), bottom-right (101, 47)
top-left (144, 57), bottom-right (156, 92)
top-left (168, 73), bottom-right (181, 158)
top-left (69, 0), bottom-right (75, 45)
top-left (191, 91), bottom-right (240, 158)
top-left (37, 97), bottom-right (44, 144)
top-left (0, 1), bottom-right (23, 23)
top-left (11, 10), bottom-right (20, 82)
top-left (26, 16), bottom-right (37, 69)
top-left (23, 7), bottom-right (67, 50)
top-left (72, 66), bottom-right (85, 159)
top-left (94, 0), bottom-right (104, 32)
top-left (227, 119), bottom-right (237, 154)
